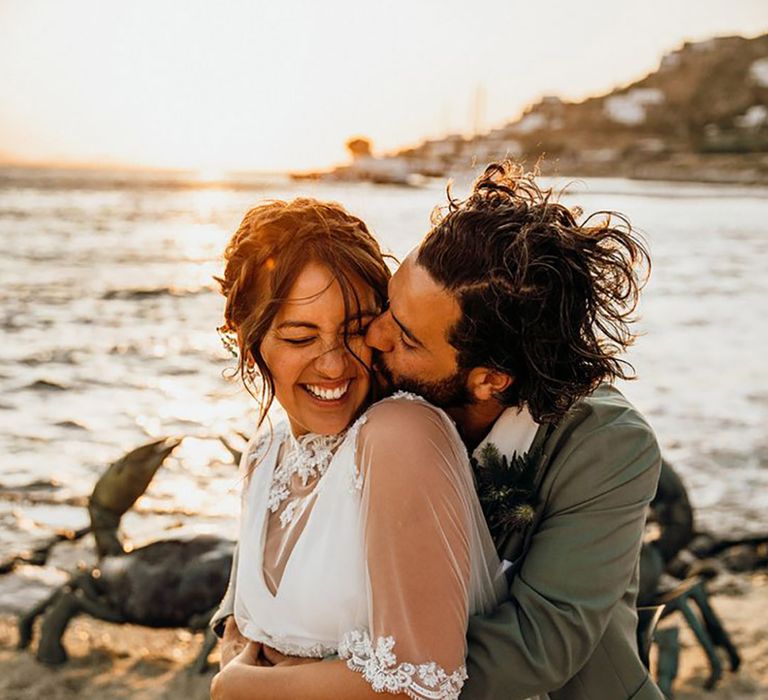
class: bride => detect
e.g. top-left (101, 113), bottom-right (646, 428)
top-left (210, 198), bottom-right (505, 700)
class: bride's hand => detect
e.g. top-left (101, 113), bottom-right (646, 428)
top-left (219, 617), bottom-right (250, 670)
top-left (261, 643), bottom-right (323, 667)
top-left (211, 643), bottom-right (321, 700)
top-left (233, 641), bottom-right (269, 667)
top-left (211, 642), bottom-right (269, 700)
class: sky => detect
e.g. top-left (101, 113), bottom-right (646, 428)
top-left (0, 0), bottom-right (766, 172)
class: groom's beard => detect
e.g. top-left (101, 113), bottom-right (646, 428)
top-left (375, 356), bottom-right (473, 409)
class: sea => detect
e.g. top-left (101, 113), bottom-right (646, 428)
top-left (0, 166), bottom-right (766, 609)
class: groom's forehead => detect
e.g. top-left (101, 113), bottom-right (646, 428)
top-left (389, 255), bottom-right (460, 339)
top-left (389, 254), bottom-right (439, 305)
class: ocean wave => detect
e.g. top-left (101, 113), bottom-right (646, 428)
top-left (0, 167), bottom-right (290, 193)
top-left (20, 349), bottom-right (81, 367)
top-left (101, 286), bottom-right (212, 301)
top-left (17, 379), bottom-right (71, 392)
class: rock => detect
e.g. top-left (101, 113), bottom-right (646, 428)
top-left (687, 557), bottom-right (725, 580)
top-left (666, 548), bottom-right (698, 579)
top-left (708, 571), bottom-right (752, 596)
top-left (721, 545), bottom-right (760, 573)
top-left (688, 533), bottom-right (719, 558)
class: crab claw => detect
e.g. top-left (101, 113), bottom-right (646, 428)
top-left (89, 437), bottom-right (183, 557)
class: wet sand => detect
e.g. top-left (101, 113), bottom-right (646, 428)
top-left (0, 616), bottom-right (216, 700)
top-left (660, 574), bottom-right (768, 699)
top-left (2, 576), bottom-right (767, 700)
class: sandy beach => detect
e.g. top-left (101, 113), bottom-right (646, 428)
top-left (0, 614), bottom-right (215, 700)
top-left (656, 575), bottom-right (768, 699)
top-left (1, 574), bottom-right (766, 700)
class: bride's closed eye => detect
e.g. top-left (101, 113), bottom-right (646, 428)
top-left (280, 336), bottom-right (316, 346)
top-left (277, 326), bottom-right (368, 347)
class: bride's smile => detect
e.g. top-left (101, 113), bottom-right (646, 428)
top-left (303, 379), bottom-right (350, 400)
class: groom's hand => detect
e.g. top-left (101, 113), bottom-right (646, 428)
top-left (219, 616), bottom-right (249, 670)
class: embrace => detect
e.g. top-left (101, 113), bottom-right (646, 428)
top-left (209, 162), bottom-right (664, 700)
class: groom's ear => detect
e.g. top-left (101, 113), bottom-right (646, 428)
top-left (467, 367), bottom-right (513, 402)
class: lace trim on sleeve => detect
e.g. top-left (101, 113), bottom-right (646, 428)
top-left (338, 629), bottom-right (467, 700)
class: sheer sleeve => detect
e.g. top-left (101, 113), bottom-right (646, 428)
top-left (339, 395), bottom-right (504, 700)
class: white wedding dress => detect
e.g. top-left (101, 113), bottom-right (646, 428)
top-left (233, 392), bottom-right (506, 700)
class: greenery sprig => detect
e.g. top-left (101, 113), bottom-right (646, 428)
top-left (472, 442), bottom-right (542, 540)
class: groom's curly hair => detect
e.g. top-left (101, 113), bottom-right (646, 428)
top-left (417, 161), bottom-right (650, 423)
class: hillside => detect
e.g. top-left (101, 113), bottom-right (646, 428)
top-left (316, 34), bottom-right (768, 185)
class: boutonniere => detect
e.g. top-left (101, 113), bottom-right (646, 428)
top-left (471, 442), bottom-right (542, 539)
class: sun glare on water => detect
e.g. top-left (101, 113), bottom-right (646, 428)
top-left (194, 167), bottom-right (228, 185)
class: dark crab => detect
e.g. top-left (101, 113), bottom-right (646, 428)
top-left (17, 437), bottom-right (236, 673)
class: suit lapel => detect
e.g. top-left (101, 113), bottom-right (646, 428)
top-left (494, 420), bottom-right (556, 566)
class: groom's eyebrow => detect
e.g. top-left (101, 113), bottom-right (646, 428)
top-left (390, 310), bottom-right (423, 347)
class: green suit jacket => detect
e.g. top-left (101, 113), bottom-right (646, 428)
top-left (211, 385), bottom-right (663, 700)
top-left (461, 384), bottom-right (664, 699)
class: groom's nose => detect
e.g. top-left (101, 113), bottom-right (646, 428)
top-left (365, 311), bottom-right (394, 352)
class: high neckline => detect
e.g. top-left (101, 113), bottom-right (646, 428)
top-left (267, 428), bottom-right (348, 528)
top-left (285, 430), bottom-right (348, 484)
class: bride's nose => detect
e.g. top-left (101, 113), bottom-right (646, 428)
top-left (313, 343), bottom-right (349, 378)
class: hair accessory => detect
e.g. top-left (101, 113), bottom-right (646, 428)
top-left (218, 325), bottom-right (240, 359)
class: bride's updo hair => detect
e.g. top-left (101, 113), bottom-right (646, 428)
top-left (216, 198), bottom-right (391, 425)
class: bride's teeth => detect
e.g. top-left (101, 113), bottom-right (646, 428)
top-left (306, 382), bottom-right (350, 401)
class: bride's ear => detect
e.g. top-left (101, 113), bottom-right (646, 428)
top-left (467, 367), bottom-right (513, 402)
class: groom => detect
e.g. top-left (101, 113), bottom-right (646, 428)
top-left (212, 162), bottom-right (664, 699)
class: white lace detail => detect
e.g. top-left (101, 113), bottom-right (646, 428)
top-left (244, 432), bottom-right (274, 471)
top-left (251, 631), bottom-right (336, 658)
top-left (348, 413), bottom-right (368, 492)
top-left (339, 629), bottom-right (467, 700)
top-left (389, 390), bottom-right (424, 402)
top-left (349, 471), bottom-right (365, 493)
top-left (268, 430), bottom-right (346, 527)
top-left (348, 412), bottom-right (369, 437)
top-left (278, 498), bottom-right (303, 528)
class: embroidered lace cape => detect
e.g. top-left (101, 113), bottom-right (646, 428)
top-left (234, 393), bottom-right (506, 700)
